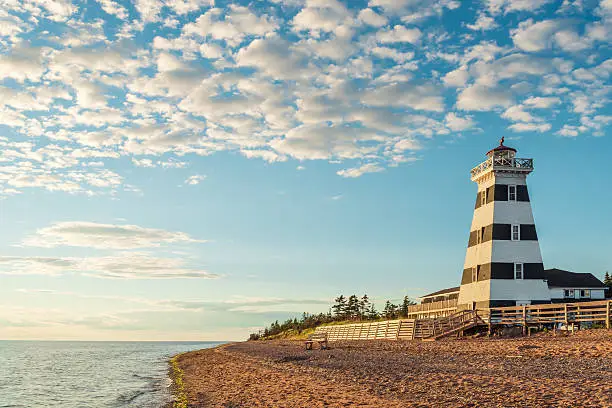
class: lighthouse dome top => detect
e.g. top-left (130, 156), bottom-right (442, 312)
top-left (486, 137), bottom-right (517, 158)
top-left (470, 138), bottom-right (533, 181)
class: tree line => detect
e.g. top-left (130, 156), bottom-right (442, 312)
top-left (248, 294), bottom-right (416, 340)
top-left (605, 272), bottom-right (612, 297)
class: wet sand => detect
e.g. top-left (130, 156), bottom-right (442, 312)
top-left (175, 330), bottom-right (611, 407)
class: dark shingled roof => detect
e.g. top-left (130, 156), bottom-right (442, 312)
top-left (486, 137), bottom-right (517, 156)
top-left (420, 286), bottom-right (460, 299)
top-left (486, 144), bottom-right (517, 156)
top-left (544, 268), bottom-right (605, 288)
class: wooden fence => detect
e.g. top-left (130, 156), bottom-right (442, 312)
top-left (315, 319), bottom-right (417, 341)
top-left (406, 298), bottom-right (458, 318)
top-left (314, 300), bottom-right (611, 342)
top-left (485, 300), bottom-right (612, 329)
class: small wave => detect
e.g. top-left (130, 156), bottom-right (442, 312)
top-left (132, 374), bottom-right (155, 380)
top-left (115, 390), bottom-right (147, 405)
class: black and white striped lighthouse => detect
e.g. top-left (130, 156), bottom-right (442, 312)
top-left (457, 138), bottom-right (551, 309)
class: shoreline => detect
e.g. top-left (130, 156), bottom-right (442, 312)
top-left (172, 330), bottom-right (611, 407)
top-left (168, 343), bottom-right (233, 408)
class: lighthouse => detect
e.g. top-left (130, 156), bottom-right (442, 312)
top-left (457, 138), bottom-right (551, 309)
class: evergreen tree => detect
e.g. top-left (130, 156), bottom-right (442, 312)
top-left (359, 294), bottom-right (370, 319)
top-left (332, 295), bottom-right (347, 318)
top-left (367, 303), bottom-right (379, 320)
top-left (400, 296), bottom-right (416, 317)
top-left (604, 272), bottom-right (612, 298)
top-left (383, 300), bottom-right (398, 319)
top-left (347, 295), bottom-right (360, 319)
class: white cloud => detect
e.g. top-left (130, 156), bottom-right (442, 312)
top-left (508, 122), bottom-right (551, 132)
top-left (362, 83), bottom-right (444, 112)
top-left (512, 19), bottom-right (564, 52)
top-left (487, 0), bottom-right (553, 14)
top-left (445, 112), bottom-right (475, 131)
top-left (22, 221), bottom-right (204, 249)
top-left (132, 158), bottom-right (155, 167)
top-left (457, 84), bottom-right (513, 111)
top-left (511, 19), bottom-right (599, 53)
top-left (235, 37), bottom-right (310, 80)
top-left (166, 0), bottom-right (215, 15)
top-left (184, 174), bottom-right (206, 185)
top-left (96, 0), bottom-right (128, 19)
top-left (467, 13), bottom-right (498, 31)
top-left (0, 46), bottom-right (46, 83)
top-left (376, 25), bottom-right (422, 44)
top-left (337, 163), bottom-right (384, 178)
top-left (371, 47), bottom-right (414, 63)
top-left (358, 8), bottom-right (387, 27)
top-left (183, 6), bottom-right (278, 46)
top-left (0, 253), bottom-right (219, 279)
top-left (241, 149), bottom-right (286, 163)
top-left (292, 0), bottom-right (351, 34)
top-left (271, 124), bottom-right (379, 160)
top-left (443, 66), bottom-right (469, 87)
top-left (502, 105), bottom-right (539, 122)
top-left (556, 125), bottom-right (579, 137)
top-left (523, 96), bottom-right (561, 108)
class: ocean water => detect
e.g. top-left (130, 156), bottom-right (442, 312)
top-left (0, 341), bottom-right (223, 408)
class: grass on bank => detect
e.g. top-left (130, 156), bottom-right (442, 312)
top-left (170, 355), bottom-right (188, 408)
top-left (258, 318), bottom-right (394, 340)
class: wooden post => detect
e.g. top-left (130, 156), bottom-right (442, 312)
top-left (522, 305), bottom-right (527, 336)
top-left (606, 300), bottom-right (611, 330)
top-left (564, 303), bottom-right (569, 328)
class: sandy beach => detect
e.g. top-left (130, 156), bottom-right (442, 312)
top-left (174, 330), bottom-right (611, 408)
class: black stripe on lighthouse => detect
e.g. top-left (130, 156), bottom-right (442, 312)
top-left (467, 224), bottom-right (538, 247)
top-left (461, 262), bottom-right (545, 284)
top-left (475, 184), bottom-right (530, 209)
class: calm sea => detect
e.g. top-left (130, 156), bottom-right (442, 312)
top-left (0, 341), bottom-right (223, 408)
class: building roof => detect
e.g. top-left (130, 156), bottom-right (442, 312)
top-left (420, 286), bottom-right (460, 299)
top-left (544, 268), bottom-right (605, 288)
top-left (486, 137), bottom-right (517, 156)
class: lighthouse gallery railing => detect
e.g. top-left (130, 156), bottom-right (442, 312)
top-left (471, 157), bottom-right (533, 178)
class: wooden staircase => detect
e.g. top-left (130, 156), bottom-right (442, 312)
top-left (417, 310), bottom-right (483, 341)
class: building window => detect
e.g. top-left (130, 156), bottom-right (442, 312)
top-left (508, 185), bottom-right (517, 201)
top-left (580, 289), bottom-right (590, 298)
top-left (514, 263), bottom-right (523, 280)
top-left (472, 267), bottom-right (478, 283)
top-left (481, 189), bottom-right (487, 206)
top-left (477, 227), bottom-right (485, 244)
top-left (564, 289), bottom-right (575, 298)
top-left (511, 224), bottom-right (520, 241)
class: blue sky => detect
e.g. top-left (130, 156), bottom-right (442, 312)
top-left (0, 0), bottom-right (610, 340)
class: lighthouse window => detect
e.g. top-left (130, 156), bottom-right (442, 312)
top-left (481, 189), bottom-right (487, 206)
top-left (508, 185), bottom-right (517, 201)
top-left (511, 224), bottom-right (520, 241)
top-left (477, 227), bottom-right (486, 244)
top-left (514, 263), bottom-right (523, 280)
